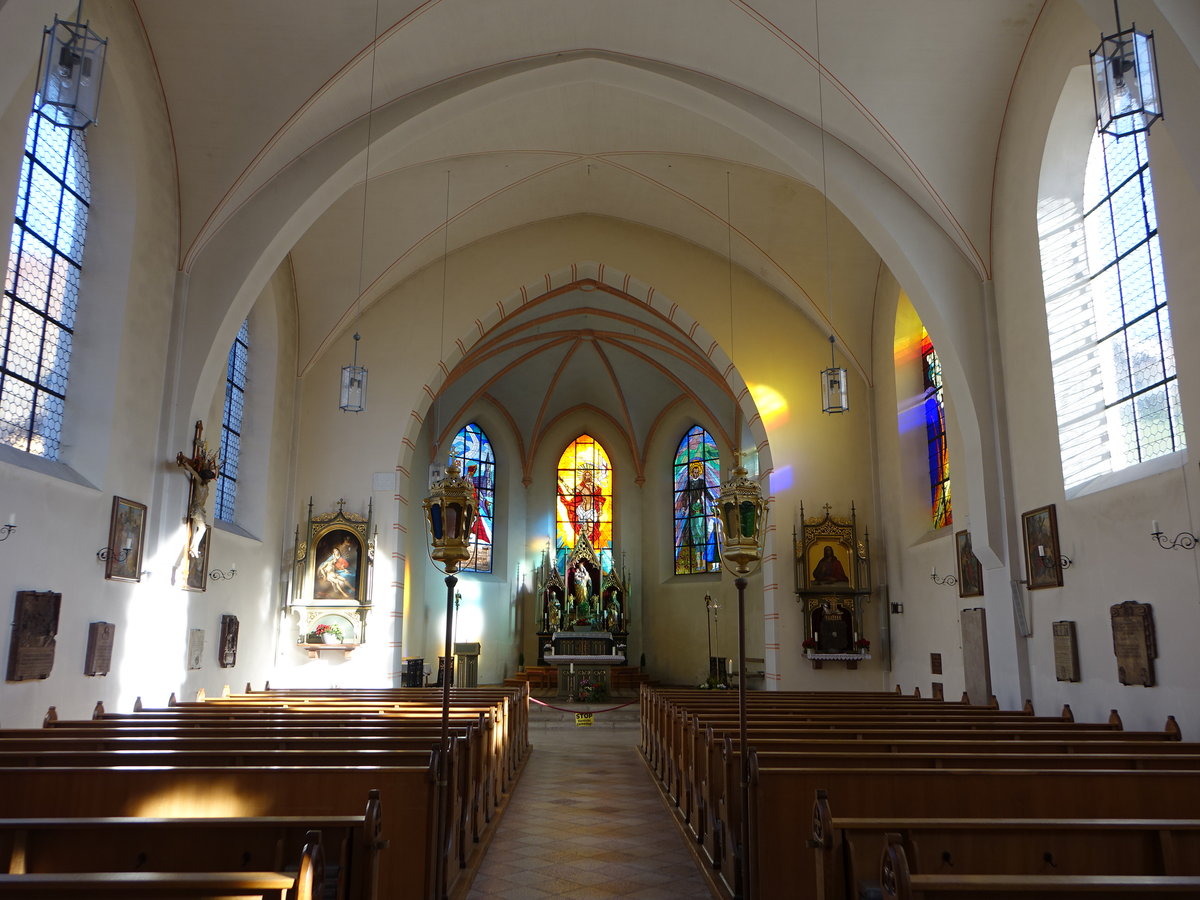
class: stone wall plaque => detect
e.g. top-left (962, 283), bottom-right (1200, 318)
top-left (84, 621), bottom-right (115, 676)
top-left (219, 614), bottom-right (239, 668)
top-left (7, 590), bottom-right (61, 682)
top-left (960, 607), bottom-right (991, 706)
top-left (1052, 620), bottom-right (1080, 682)
top-left (1110, 601), bottom-right (1155, 687)
top-left (187, 629), bottom-right (205, 670)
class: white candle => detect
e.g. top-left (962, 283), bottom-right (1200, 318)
top-left (570, 662), bottom-right (574, 674)
top-left (1037, 545), bottom-right (1045, 557)
top-left (1153, 520), bottom-right (1160, 534)
top-left (930, 566), bottom-right (936, 577)
top-left (6, 514), bottom-right (13, 526)
top-left (123, 539), bottom-right (133, 552)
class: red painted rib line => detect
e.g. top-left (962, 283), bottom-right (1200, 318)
top-left (669, 302), bottom-right (679, 320)
top-left (747, 413), bottom-right (761, 427)
top-left (519, 285), bottom-right (529, 305)
top-left (397, 496), bottom-right (409, 506)
top-left (597, 262), bottom-right (606, 282)
top-left (645, 286), bottom-right (655, 305)
top-left (396, 464), bottom-right (409, 476)
top-left (622, 273), bottom-right (631, 293)
top-left (544, 273), bottom-right (552, 293)
top-left (455, 337), bottom-right (466, 356)
top-left (735, 387), bottom-right (750, 402)
top-left (707, 340), bottom-right (720, 357)
top-left (756, 438), bottom-right (768, 451)
top-left (723, 363), bottom-right (735, 380)
top-left (409, 410), bottom-right (425, 424)
top-left (401, 437), bottom-right (416, 448)
top-left (767, 673), bottom-right (783, 681)
top-left (571, 262), bottom-right (578, 281)
top-left (395, 523), bottom-right (408, 532)
top-left (131, 2), bottom-right (184, 268)
top-left (422, 384), bottom-right (435, 401)
top-left (688, 321), bottom-right (700, 338)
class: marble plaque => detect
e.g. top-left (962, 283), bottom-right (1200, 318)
top-left (1110, 601), bottom-right (1155, 687)
top-left (1052, 620), bottom-right (1080, 682)
top-left (7, 591), bottom-right (61, 682)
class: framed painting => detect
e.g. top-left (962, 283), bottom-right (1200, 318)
top-left (312, 526), bottom-right (364, 603)
top-left (1021, 504), bottom-right (1062, 590)
top-left (105, 496), bottom-right (147, 582)
top-left (806, 538), bottom-right (855, 591)
top-left (955, 529), bottom-right (984, 598)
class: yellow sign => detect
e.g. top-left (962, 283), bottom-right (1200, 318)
top-left (575, 712), bottom-right (594, 727)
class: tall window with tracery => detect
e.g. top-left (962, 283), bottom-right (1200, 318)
top-left (451, 422), bottom-right (495, 573)
top-left (555, 434), bottom-right (613, 572)
top-left (1, 102), bottom-right (90, 458)
top-left (215, 320), bottom-right (249, 522)
top-left (921, 328), bottom-right (951, 529)
top-left (673, 425), bottom-right (720, 574)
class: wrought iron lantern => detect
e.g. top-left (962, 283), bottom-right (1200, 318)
top-left (339, 332), bottom-right (367, 412)
top-left (422, 460), bottom-right (477, 575)
top-left (1090, 8), bottom-right (1162, 137)
top-left (37, 7), bottom-right (107, 130)
top-left (713, 452), bottom-right (768, 577)
top-left (820, 335), bottom-right (848, 414)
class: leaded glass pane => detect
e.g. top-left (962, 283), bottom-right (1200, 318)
top-left (451, 423), bottom-right (496, 574)
top-left (215, 320), bottom-right (249, 522)
top-left (921, 329), bottom-right (952, 529)
top-left (672, 425), bottom-right (720, 575)
top-left (556, 435), bottom-right (613, 573)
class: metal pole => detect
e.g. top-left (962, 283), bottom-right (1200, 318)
top-left (706, 597), bottom-right (713, 676)
top-left (736, 574), bottom-right (751, 900)
top-left (438, 572), bottom-right (457, 900)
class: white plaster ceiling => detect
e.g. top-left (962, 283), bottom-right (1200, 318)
top-left (131, 0), bottom-right (1044, 441)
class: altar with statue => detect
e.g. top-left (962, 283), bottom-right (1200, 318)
top-left (534, 534), bottom-right (630, 698)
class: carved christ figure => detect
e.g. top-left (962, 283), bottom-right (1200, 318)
top-left (176, 422), bottom-right (219, 558)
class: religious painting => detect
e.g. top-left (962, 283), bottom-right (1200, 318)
top-left (955, 529), bottom-right (983, 598)
top-left (555, 434), bottom-right (613, 572)
top-left (1021, 504), bottom-right (1062, 590)
top-left (807, 540), bottom-right (854, 590)
top-left (673, 425), bottom-right (720, 575)
top-left (104, 496), bottom-right (146, 583)
top-left (451, 422), bottom-right (495, 574)
top-left (313, 527), bottom-right (362, 602)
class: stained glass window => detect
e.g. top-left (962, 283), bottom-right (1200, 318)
top-left (673, 425), bottom-right (720, 574)
top-left (555, 434), bottom-right (613, 572)
top-left (451, 423), bottom-right (495, 573)
top-left (921, 328), bottom-right (951, 529)
top-left (215, 319), bottom-right (249, 522)
top-left (1, 101), bottom-right (90, 458)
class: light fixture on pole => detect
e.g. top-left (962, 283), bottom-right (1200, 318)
top-left (713, 449), bottom-right (768, 897)
top-left (37, 1), bottom-right (107, 130)
top-left (421, 459), bottom-right (476, 900)
top-left (1090, 1), bottom-right (1162, 137)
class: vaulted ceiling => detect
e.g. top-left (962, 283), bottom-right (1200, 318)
top-left (131, 0), bottom-right (1045, 439)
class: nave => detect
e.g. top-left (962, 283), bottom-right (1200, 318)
top-left (466, 703), bottom-right (714, 900)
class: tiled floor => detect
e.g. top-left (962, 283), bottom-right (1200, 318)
top-left (465, 706), bottom-right (716, 899)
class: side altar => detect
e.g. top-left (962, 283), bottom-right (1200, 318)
top-left (533, 533), bottom-right (630, 698)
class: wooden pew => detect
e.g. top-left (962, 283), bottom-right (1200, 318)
top-left (878, 832), bottom-right (1200, 899)
top-left (0, 827), bottom-right (324, 899)
top-left (749, 760), bottom-right (1200, 900)
top-left (812, 789), bottom-right (1200, 900)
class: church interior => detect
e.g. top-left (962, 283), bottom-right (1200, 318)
top-left (3, 2), bottom-right (1200, 893)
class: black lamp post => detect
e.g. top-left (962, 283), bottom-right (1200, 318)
top-left (713, 450), bottom-right (768, 899)
top-left (422, 459), bottom-right (476, 900)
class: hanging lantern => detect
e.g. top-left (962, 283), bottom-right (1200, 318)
top-left (1091, 18), bottom-right (1162, 137)
top-left (37, 11), bottom-right (107, 130)
top-left (821, 335), bottom-right (848, 414)
top-left (422, 460), bottom-right (478, 575)
top-left (340, 332), bottom-right (367, 412)
top-left (713, 452), bottom-right (768, 577)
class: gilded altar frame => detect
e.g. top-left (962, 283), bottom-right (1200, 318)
top-left (291, 498), bottom-right (375, 648)
top-left (795, 503), bottom-right (872, 659)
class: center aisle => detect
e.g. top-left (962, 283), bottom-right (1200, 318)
top-left (465, 702), bottom-right (716, 899)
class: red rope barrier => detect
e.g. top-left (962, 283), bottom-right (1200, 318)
top-left (529, 697), bottom-right (639, 715)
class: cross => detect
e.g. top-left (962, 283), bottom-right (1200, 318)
top-left (336, 498), bottom-right (347, 514)
top-left (823, 503), bottom-right (833, 517)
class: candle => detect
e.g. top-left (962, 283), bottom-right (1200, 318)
top-left (1153, 520), bottom-right (1160, 534)
top-left (570, 662), bottom-right (574, 674)
top-left (1037, 545), bottom-right (1045, 557)
top-left (6, 514), bottom-right (13, 526)
top-left (930, 566), bottom-right (936, 578)
top-left (123, 539), bottom-right (133, 552)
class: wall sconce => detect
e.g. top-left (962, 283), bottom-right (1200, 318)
top-left (1037, 545), bottom-right (1072, 570)
top-left (96, 540), bottom-right (132, 563)
top-left (209, 566), bottom-right (238, 581)
top-left (930, 566), bottom-right (957, 587)
top-left (1151, 521), bottom-right (1197, 550)
top-left (0, 515), bottom-right (16, 542)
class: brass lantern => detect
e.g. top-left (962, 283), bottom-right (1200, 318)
top-left (422, 460), bottom-right (477, 575)
top-left (713, 452), bottom-right (768, 577)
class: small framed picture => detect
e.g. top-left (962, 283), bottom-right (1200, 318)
top-left (105, 497), bottom-right (147, 583)
top-left (955, 529), bottom-right (984, 598)
top-left (1021, 504), bottom-right (1063, 590)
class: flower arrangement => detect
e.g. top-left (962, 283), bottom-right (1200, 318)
top-left (856, 637), bottom-right (871, 651)
top-left (697, 676), bottom-right (730, 690)
top-left (802, 638), bottom-right (818, 651)
top-left (575, 679), bottom-right (606, 703)
top-left (314, 622), bottom-right (343, 642)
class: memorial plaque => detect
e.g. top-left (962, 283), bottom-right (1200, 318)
top-left (1052, 620), bottom-right (1080, 682)
top-left (84, 622), bottom-right (116, 676)
top-left (960, 607), bottom-right (991, 706)
top-left (930, 652), bottom-right (943, 675)
top-left (187, 629), bottom-right (205, 670)
top-left (219, 614), bottom-right (239, 668)
top-left (1110, 601), bottom-right (1155, 687)
top-left (7, 591), bottom-right (61, 682)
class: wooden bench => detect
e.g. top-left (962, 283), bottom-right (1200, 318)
top-left (812, 789), bottom-right (1200, 900)
top-left (0, 827), bottom-right (324, 899)
top-left (878, 832), bottom-right (1200, 899)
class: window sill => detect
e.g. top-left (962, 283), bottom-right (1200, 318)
top-left (1065, 449), bottom-right (1188, 501)
top-left (0, 443), bottom-right (97, 490)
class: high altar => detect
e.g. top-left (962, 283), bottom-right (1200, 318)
top-left (533, 533), bottom-right (630, 697)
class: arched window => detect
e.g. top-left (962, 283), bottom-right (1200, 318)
top-left (451, 422), bottom-right (495, 573)
top-left (1042, 87), bottom-right (1184, 491)
top-left (1, 103), bottom-right (91, 458)
top-left (215, 320), bottom-right (249, 522)
top-left (673, 425), bottom-right (720, 574)
top-left (555, 434), bottom-right (613, 571)
top-left (921, 329), bottom-right (951, 529)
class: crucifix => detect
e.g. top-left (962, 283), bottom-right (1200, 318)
top-left (176, 420), bottom-right (219, 565)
